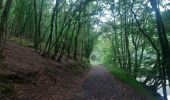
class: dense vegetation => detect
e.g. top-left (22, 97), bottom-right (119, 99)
top-left (0, 0), bottom-right (170, 99)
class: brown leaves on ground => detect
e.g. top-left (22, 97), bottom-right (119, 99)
top-left (0, 42), bottom-right (85, 100)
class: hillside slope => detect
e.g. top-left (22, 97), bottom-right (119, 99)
top-left (0, 42), bottom-right (87, 100)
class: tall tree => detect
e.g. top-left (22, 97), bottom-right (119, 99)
top-left (0, 0), bottom-right (12, 55)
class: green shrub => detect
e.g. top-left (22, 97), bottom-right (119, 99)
top-left (106, 65), bottom-right (154, 98)
top-left (10, 37), bottom-right (34, 47)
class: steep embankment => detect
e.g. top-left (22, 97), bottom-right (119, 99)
top-left (0, 41), bottom-right (87, 100)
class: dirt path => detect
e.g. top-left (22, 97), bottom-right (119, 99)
top-left (73, 65), bottom-right (148, 100)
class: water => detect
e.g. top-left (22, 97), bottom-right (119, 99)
top-left (158, 86), bottom-right (170, 100)
top-left (137, 77), bottom-right (170, 99)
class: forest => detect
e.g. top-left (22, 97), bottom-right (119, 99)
top-left (0, 0), bottom-right (170, 100)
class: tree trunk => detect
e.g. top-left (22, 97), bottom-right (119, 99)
top-left (0, 0), bottom-right (3, 10)
top-left (33, 0), bottom-right (38, 51)
top-left (0, 0), bottom-right (12, 55)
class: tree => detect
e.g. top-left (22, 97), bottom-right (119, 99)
top-left (0, 0), bottom-right (12, 56)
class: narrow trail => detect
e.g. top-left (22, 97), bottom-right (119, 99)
top-left (73, 65), bottom-right (147, 100)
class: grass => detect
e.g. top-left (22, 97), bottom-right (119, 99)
top-left (106, 65), bottom-right (155, 99)
top-left (10, 37), bottom-right (34, 47)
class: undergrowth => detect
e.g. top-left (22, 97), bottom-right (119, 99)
top-left (106, 65), bottom-right (155, 99)
top-left (10, 37), bottom-right (34, 47)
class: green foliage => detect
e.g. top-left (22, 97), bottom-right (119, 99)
top-left (92, 36), bottom-right (154, 97)
top-left (10, 37), bottom-right (34, 47)
top-left (106, 65), bottom-right (154, 99)
top-left (7, 0), bottom-right (100, 61)
top-left (91, 36), bottom-right (114, 65)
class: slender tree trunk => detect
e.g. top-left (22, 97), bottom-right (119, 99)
top-left (37, 0), bottom-right (44, 50)
top-left (43, 2), bottom-right (56, 56)
top-left (74, 12), bottom-right (82, 60)
top-left (0, 0), bottom-right (3, 10)
top-left (149, 1), bottom-right (170, 92)
top-left (0, 0), bottom-right (12, 55)
top-left (67, 21), bottom-right (77, 59)
top-left (33, 0), bottom-right (38, 51)
top-left (124, 1), bottom-right (131, 73)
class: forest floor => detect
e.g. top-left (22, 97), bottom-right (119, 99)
top-left (0, 41), bottom-right (151, 100)
top-left (0, 41), bottom-right (87, 100)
